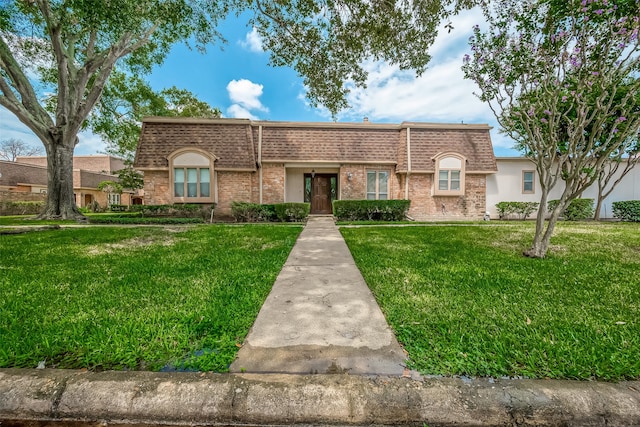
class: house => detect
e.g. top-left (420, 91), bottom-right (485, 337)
top-left (134, 117), bottom-right (498, 219)
top-left (487, 157), bottom-right (640, 219)
top-left (0, 156), bottom-right (135, 208)
top-left (16, 154), bottom-right (126, 175)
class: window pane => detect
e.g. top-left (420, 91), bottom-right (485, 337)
top-left (523, 171), bottom-right (534, 192)
top-left (451, 170), bottom-right (460, 190)
top-left (378, 172), bottom-right (388, 194)
top-left (200, 168), bottom-right (210, 197)
top-left (174, 168), bottom-right (184, 197)
top-left (187, 168), bottom-right (198, 197)
top-left (367, 171), bottom-right (377, 199)
top-left (367, 171), bottom-right (376, 193)
top-left (304, 176), bottom-right (311, 203)
top-left (439, 170), bottom-right (449, 190)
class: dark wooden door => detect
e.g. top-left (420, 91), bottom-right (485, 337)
top-left (311, 175), bottom-right (332, 214)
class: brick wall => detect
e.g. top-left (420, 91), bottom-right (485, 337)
top-left (217, 171), bottom-right (253, 215)
top-left (261, 164), bottom-right (285, 204)
top-left (407, 173), bottom-right (486, 220)
top-left (143, 170), bottom-right (171, 205)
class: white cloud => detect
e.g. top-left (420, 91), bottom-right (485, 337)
top-left (239, 28), bottom-right (263, 53)
top-left (226, 79), bottom-right (269, 120)
top-left (320, 7), bottom-right (517, 153)
top-left (227, 79), bottom-right (268, 111)
top-left (226, 104), bottom-right (259, 120)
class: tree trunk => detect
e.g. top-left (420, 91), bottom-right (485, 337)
top-left (594, 186), bottom-right (604, 221)
top-left (37, 136), bottom-right (85, 220)
top-left (524, 191), bottom-right (564, 258)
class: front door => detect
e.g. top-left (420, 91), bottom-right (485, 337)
top-left (306, 174), bottom-right (337, 214)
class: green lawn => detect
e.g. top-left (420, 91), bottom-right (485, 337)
top-left (341, 222), bottom-right (640, 380)
top-left (0, 224), bottom-right (301, 372)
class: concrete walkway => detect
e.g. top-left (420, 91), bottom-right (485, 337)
top-left (230, 216), bottom-right (407, 375)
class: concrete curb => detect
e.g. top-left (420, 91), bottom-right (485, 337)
top-left (1, 369), bottom-right (639, 426)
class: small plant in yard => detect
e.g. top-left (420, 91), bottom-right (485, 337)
top-left (341, 222), bottom-right (640, 380)
top-left (613, 201), bottom-right (640, 222)
top-left (0, 224), bottom-right (301, 372)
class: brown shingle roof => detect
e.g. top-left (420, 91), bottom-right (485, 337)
top-left (260, 124), bottom-right (399, 163)
top-left (134, 118), bottom-right (257, 170)
top-left (399, 125), bottom-right (497, 173)
top-left (133, 118), bottom-right (497, 173)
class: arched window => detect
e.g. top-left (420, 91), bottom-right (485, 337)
top-left (168, 149), bottom-right (216, 203)
top-left (434, 153), bottom-right (466, 196)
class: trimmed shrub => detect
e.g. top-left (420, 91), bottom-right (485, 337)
top-left (230, 202), bottom-right (276, 222)
top-left (89, 217), bottom-right (203, 225)
top-left (274, 203), bottom-right (310, 222)
top-left (333, 199), bottom-right (411, 221)
top-left (612, 200), bottom-right (640, 222)
top-left (129, 204), bottom-right (212, 219)
top-left (0, 201), bottom-right (44, 216)
top-left (548, 198), bottom-right (594, 221)
top-left (495, 201), bottom-right (540, 220)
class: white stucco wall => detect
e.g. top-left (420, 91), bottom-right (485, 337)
top-left (487, 158), bottom-right (640, 219)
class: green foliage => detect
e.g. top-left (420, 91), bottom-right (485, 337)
top-left (274, 203), bottom-right (310, 222)
top-left (333, 200), bottom-right (410, 221)
top-left (496, 201), bottom-right (540, 220)
top-left (612, 201), bottom-right (640, 222)
top-left (115, 164), bottom-right (144, 190)
top-left (548, 198), bottom-right (594, 221)
top-left (342, 223), bottom-right (640, 380)
top-left (231, 202), bottom-right (276, 222)
top-left (231, 202), bottom-right (309, 222)
top-left (462, 0), bottom-right (640, 257)
top-left (97, 180), bottom-right (123, 194)
top-left (93, 72), bottom-right (221, 158)
top-left (0, 201), bottom-right (44, 216)
top-left (89, 217), bottom-right (203, 224)
top-left (0, 225), bottom-right (301, 371)
top-left (129, 204), bottom-right (212, 219)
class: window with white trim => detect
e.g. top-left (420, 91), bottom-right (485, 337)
top-left (522, 170), bottom-right (535, 193)
top-left (367, 170), bottom-right (389, 200)
top-left (434, 153), bottom-right (465, 196)
top-left (108, 193), bottom-right (121, 206)
top-left (169, 150), bottom-right (214, 203)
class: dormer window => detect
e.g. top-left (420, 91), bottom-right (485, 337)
top-left (434, 153), bottom-right (466, 196)
top-left (168, 149), bottom-right (216, 203)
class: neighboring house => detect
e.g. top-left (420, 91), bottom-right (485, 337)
top-left (134, 117), bottom-right (498, 219)
top-left (487, 157), bottom-right (640, 219)
top-left (16, 154), bottom-right (126, 174)
top-left (0, 159), bottom-right (134, 208)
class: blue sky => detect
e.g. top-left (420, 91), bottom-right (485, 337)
top-left (0, 7), bottom-right (520, 157)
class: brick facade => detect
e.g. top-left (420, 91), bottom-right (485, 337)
top-left (135, 118), bottom-right (497, 220)
top-left (261, 164), bottom-right (285, 204)
top-left (406, 174), bottom-right (486, 220)
top-left (143, 170), bottom-right (171, 205)
top-left (217, 171), bottom-right (253, 214)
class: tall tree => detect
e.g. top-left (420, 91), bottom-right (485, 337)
top-left (1, 0), bottom-right (473, 220)
top-left (463, 0), bottom-right (640, 258)
top-left (90, 71), bottom-right (221, 159)
top-left (0, 137), bottom-right (44, 161)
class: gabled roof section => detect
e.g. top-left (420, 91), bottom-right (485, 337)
top-left (259, 123), bottom-right (399, 163)
top-left (398, 124), bottom-right (497, 173)
top-left (134, 118), bottom-right (257, 170)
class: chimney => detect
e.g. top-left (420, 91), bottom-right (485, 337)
top-left (363, 117), bottom-right (369, 123)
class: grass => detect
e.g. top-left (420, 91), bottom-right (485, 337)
top-left (0, 224), bottom-right (301, 372)
top-left (341, 221), bottom-right (640, 380)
